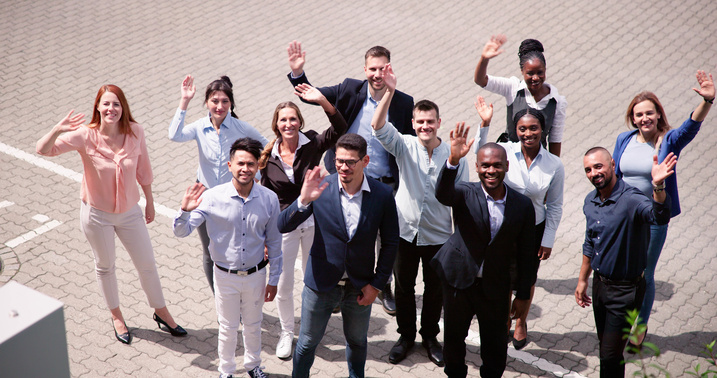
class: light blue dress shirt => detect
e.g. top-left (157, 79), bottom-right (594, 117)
top-left (173, 181), bottom-right (283, 286)
top-left (169, 108), bottom-right (269, 188)
top-left (374, 121), bottom-right (468, 245)
top-left (348, 87), bottom-right (392, 179)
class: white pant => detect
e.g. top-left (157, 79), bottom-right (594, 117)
top-left (275, 225), bottom-right (313, 333)
top-left (214, 264), bottom-right (266, 374)
top-left (80, 202), bottom-right (165, 309)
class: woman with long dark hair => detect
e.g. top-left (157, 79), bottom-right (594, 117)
top-left (169, 75), bottom-right (268, 292)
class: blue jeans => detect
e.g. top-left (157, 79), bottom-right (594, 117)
top-left (292, 283), bottom-right (372, 378)
top-left (638, 223), bottom-right (669, 325)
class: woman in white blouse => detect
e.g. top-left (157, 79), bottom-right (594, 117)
top-left (474, 96), bottom-right (564, 350)
top-left (169, 75), bottom-right (268, 292)
top-left (474, 35), bottom-right (567, 157)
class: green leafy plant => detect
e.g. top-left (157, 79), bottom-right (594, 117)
top-left (622, 309), bottom-right (717, 377)
top-left (685, 340), bottom-right (717, 377)
top-left (623, 309), bottom-right (671, 377)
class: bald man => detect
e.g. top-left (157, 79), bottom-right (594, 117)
top-left (431, 124), bottom-right (537, 378)
top-left (576, 147), bottom-right (675, 377)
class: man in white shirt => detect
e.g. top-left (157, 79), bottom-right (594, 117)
top-left (370, 64), bottom-right (468, 366)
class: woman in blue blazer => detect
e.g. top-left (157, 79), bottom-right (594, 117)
top-left (612, 70), bottom-right (714, 348)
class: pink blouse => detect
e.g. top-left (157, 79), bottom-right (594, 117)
top-left (42, 123), bottom-right (153, 213)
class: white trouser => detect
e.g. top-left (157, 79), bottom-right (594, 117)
top-left (214, 264), bottom-right (266, 374)
top-left (80, 202), bottom-right (166, 309)
top-left (275, 225), bottom-right (313, 333)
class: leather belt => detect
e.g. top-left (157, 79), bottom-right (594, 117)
top-left (215, 259), bottom-right (268, 276)
top-left (376, 176), bottom-right (395, 184)
top-left (596, 272), bottom-right (644, 285)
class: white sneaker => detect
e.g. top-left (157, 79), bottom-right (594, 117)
top-left (276, 331), bottom-right (293, 359)
top-left (248, 366), bottom-right (267, 378)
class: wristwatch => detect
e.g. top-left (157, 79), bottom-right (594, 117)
top-left (653, 182), bottom-right (665, 192)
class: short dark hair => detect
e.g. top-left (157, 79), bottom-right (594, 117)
top-left (413, 99), bottom-right (440, 119)
top-left (584, 146), bottom-right (611, 158)
top-left (365, 46), bottom-right (391, 62)
top-left (512, 108), bottom-right (546, 131)
top-left (336, 134), bottom-right (367, 158)
top-left (477, 142), bottom-right (508, 163)
top-left (230, 138), bottom-right (263, 161)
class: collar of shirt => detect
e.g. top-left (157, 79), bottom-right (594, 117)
top-left (200, 112), bottom-right (232, 132)
top-left (481, 183), bottom-right (507, 204)
top-left (270, 132), bottom-right (311, 159)
top-left (338, 173), bottom-right (371, 198)
top-left (517, 80), bottom-right (559, 103)
top-left (590, 178), bottom-right (627, 206)
top-left (221, 179), bottom-right (259, 203)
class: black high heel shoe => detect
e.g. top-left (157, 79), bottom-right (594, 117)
top-left (153, 313), bottom-right (187, 337)
top-left (112, 319), bottom-right (132, 344)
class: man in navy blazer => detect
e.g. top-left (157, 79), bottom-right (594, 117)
top-left (279, 133), bottom-right (399, 378)
top-left (430, 124), bottom-right (536, 378)
top-left (286, 40), bottom-right (413, 314)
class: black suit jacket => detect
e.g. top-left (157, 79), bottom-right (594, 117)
top-left (288, 73), bottom-right (415, 179)
top-left (431, 164), bottom-right (537, 300)
top-left (278, 174), bottom-right (399, 292)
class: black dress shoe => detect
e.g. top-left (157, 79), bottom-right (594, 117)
top-left (512, 321), bottom-right (528, 350)
top-left (422, 337), bottom-right (445, 367)
top-left (112, 320), bottom-right (132, 345)
top-left (389, 336), bottom-right (414, 364)
top-left (153, 313), bottom-right (188, 337)
top-left (378, 283), bottom-right (396, 316)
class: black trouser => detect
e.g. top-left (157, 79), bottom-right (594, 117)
top-left (394, 237), bottom-right (443, 341)
top-left (197, 222), bottom-right (214, 293)
top-left (593, 274), bottom-right (646, 378)
top-left (442, 279), bottom-right (509, 378)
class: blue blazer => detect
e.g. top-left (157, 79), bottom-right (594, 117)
top-left (430, 165), bottom-right (537, 300)
top-left (288, 73), bottom-right (415, 179)
top-left (278, 174), bottom-right (399, 292)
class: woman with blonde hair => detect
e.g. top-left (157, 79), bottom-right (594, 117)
top-left (259, 83), bottom-right (347, 359)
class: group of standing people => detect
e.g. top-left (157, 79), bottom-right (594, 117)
top-left (35, 33), bottom-right (713, 378)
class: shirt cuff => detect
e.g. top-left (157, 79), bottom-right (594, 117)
top-left (297, 199), bottom-right (310, 211)
top-left (290, 71), bottom-right (305, 79)
top-left (445, 160), bottom-right (459, 170)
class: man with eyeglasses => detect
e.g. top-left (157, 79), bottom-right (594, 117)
top-left (370, 64), bottom-right (468, 367)
top-left (278, 133), bottom-right (399, 378)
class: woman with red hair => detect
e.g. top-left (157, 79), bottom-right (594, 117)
top-left (612, 71), bottom-right (714, 349)
top-left (37, 84), bottom-right (186, 345)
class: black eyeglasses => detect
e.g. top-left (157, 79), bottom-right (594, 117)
top-left (334, 158), bottom-right (362, 168)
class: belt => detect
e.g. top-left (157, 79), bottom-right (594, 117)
top-left (215, 259), bottom-right (268, 276)
top-left (337, 278), bottom-right (349, 286)
top-left (596, 272), bottom-right (644, 286)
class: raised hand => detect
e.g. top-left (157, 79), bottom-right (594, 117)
top-left (693, 70), bottom-right (715, 101)
top-left (294, 83), bottom-right (326, 104)
top-left (448, 122), bottom-right (475, 164)
top-left (474, 96), bottom-right (494, 127)
top-left (181, 182), bottom-right (205, 212)
top-left (299, 166), bottom-right (328, 205)
top-left (482, 34), bottom-right (507, 60)
top-left (288, 40), bottom-right (306, 76)
top-left (181, 75), bottom-right (196, 101)
top-left (56, 110), bottom-right (86, 133)
top-left (384, 63), bottom-right (397, 92)
top-left (651, 152), bottom-right (677, 185)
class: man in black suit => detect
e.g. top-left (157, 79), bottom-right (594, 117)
top-left (286, 40), bottom-right (414, 314)
top-left (278, 134), bottom-right (399, 378)
top-left (431, 124), bottom-right (537, 378)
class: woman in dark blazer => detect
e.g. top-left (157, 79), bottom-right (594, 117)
top-left (258, 83), bottom-right (348, 359)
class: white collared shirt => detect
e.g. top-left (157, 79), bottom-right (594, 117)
top-left (478, 184), bottom-right (506, 277)
top-left (348, 86), bottom-right (392, 179)
top-left (338, 173), bottom-right (371, 239)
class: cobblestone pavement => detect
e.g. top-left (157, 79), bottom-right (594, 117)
top-left (2, 0), bottom-right (716, 376)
